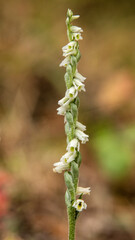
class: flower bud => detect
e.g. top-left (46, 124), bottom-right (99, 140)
top-left (67, 9), bottom-right (73, 18)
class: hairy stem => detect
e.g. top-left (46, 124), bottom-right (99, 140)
top-left (68, 206), bottom-right (76, 240)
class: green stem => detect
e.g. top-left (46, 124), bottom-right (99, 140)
top-left (68, 206), bottom-right (76, 240)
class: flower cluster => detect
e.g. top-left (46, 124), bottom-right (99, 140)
top-left (53, 9), bottom-right (90, 213)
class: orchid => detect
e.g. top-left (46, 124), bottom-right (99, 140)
top-left (53, 9), bottom-right (90, 240)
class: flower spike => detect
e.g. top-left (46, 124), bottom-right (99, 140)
top-left (53, 9), bottom-right (91, 240)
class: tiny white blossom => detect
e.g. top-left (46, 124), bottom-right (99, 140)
top-left (73, 199), bottom-right (87, 212)
top-left (62, 41), bottom-right (77, 57)
top-left (76, 187), bottom-right (91, 195)
top-left (75, 71), bottom-right (86, 82)
top-left (75, 129), bottom-right (89, 144)
top-left (67, 138), bottom-right (80, 153)
top-left (71, 32), bottom-right (83, 41)
top-left (53, 161), bottom-right (69, 173)
top-left (66, 86), bottom-right (78, 99)
top-left (76, 121), bottom-right (86, 132)
top-left (57, 87), bottom-right (78, 115)
top-left (73, 78), bottom-right (86, 92)
top-left (70, 26), bottom-right (83, 33)
top-left (60, 151), bottom-right (77, 163)
top-left (58, 96), bottom-right (70, 107)
top-left (57, 105), bottom-right (67, 115)
top-left (59, 57), bottom-right (70, 67)
top-left (71, 15), bottom-right (80, 21)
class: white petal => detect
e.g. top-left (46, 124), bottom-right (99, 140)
top-left (62, 41), bottom-right (76, 51)
top-left (66, 86), bottom-right (78, 99)
top-left (59, 57), bottom-right (70, 67)
top-left (83, 202), bottom-right (87, 209)
top-left (67, 138), bottom-right (80, 152)
top-left (70, 26), bottom-right (83, 33)
top-left (58, 96), bottom-right (69, 106)
top-left (75, 129), bottom-right (89, 144)
top-left (73, 199), bottom-right (87, 212)
top-left (67, 151), bottom-right (77, 163)
top-left (75, 71), bottom-right (86, 82)
top-left (71, 15), bottom-right (80, 21)
top-left (76, 121), bottom-right (86, 132)
top-left (53, 161), bottom-right (69, 173)
top-left (73, 78), bottom-right (86, 92)
top-left (60, 152), bottom-right (71, 163)
top-left (57, 106), bottom-right (67, 115)
top-left (76, 187), bottom-right (91, 195)
top-left (62, 41), bottom-right (77, 57)
top-left (71, 33), bottom-right (83, 41)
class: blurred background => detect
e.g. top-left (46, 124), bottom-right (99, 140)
top-left (0, 0), bottom-right (135, 239)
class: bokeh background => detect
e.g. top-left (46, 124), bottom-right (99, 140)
top-left (0, 0), bottom-right (135, 240)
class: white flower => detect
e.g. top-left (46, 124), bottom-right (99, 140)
top-left (58, 96), bottom-right (70, 107)
top-left (59, 57), bottom-right (70, 67)
top-left (60, 151), bottom-right (77, 163)
top-left (73, 199), bottom-right (87, 212)
top-left (76, 121), bottom-right (86, 132)
top-left (76, 187), bottom-right (91, 195)
top-left (62, 41), bottom-right (77, 57)
top-left (57, 87), bottom-right (78, 115)
top-left (71, 15), bottom-right (80, 21)
top-left (73, 78), bottom-right (86, 92)
top-left (57, 105), bottom-right (67, 115)
top-left (75, 129), bottom-right (89, 144)
top-left (70, 26), bottom-right (83, 33)
top-left (66, 86), bottom-right (78, 99)
top-left (75, 71), bottom-right (86, 82)
top-left (53, 161), bottom-right (69, 173)
top-left (67, 138), bottom-right (80, 153)
top-left (71, 33), bottom-right (83, 41)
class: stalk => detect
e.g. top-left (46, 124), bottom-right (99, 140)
top-left (68, 206), bottom-right (76, 240)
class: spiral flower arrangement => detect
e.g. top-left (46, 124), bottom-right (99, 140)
top-left (53, 9), bottom-right (90, 240)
